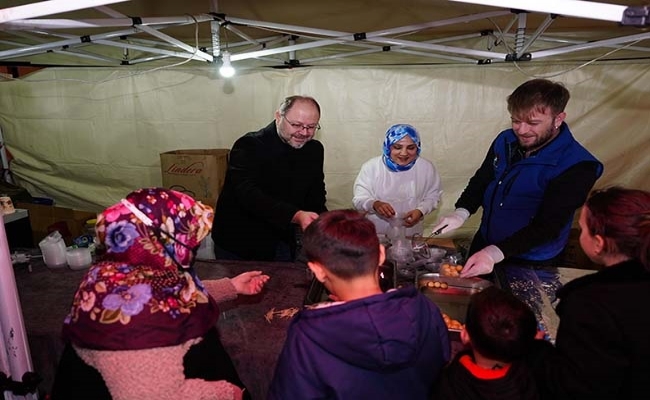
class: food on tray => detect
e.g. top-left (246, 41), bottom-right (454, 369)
top-left (440, 263), bottom-right (464, 277)
top-left (424, 280), bottom-right (448, 289)
top-left (442, 313), bottom-right (464, 330)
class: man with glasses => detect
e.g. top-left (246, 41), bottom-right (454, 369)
top-left (212, 95), bottom-right (327, 261)
top-left (431, 79), bottom-right (602, 278)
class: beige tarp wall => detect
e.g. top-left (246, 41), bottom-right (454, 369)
top-left (0, 63), bottom-right (649, 237)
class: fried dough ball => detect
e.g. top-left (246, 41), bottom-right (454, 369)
top-left (441, 312), bottom-right (465, 330)
top-left (423, 280), bottom-right (449, 289)
top-left (440, 263), bottom-right (463, 277)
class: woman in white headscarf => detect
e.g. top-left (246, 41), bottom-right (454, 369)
top-left (353, 123), bottom-right (442, 237)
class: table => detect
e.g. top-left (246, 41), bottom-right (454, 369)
top-left (15, 253), bottom-right (598, 398)
top-left (14, 258), bottom-right (311, 400)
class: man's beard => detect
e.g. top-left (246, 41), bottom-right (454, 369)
top-left (519, 125), bottom-right (556, 151)
top-left (277, 124), bottom-right (308, 149)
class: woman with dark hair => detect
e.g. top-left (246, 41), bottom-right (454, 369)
top-left (531, 186), bottom-right (650, 399)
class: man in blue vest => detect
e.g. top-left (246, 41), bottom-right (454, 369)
top-left (432, 79), bottom-right (603, 278)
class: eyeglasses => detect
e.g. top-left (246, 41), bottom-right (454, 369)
top-left (282, 115), bottom-right (321, 132)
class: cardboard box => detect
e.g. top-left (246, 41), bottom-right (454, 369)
top-left (15, 202), bottom-right (97, 246)
top-left (160, 149), bottom-right (229, 207)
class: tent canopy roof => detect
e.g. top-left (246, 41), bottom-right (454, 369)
top-left (1, 0), bottom-right (650, 70)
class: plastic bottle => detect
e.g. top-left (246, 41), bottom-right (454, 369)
top-left (38, 231), bottom-right (68, 268)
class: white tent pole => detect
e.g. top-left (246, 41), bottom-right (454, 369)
top-left (0, 0), bottom-right (130, 24)
top-left (518, 14), bottom-right (556, 56)
top-left (229, 38), bottom-right (346, 61)
top-left (531, 31), bottom-right (650, 59)
top-left (6, 30), bottom-right (121, 63)
top-left (0, 221), bottom-right (37, 400)
top-left (229, 34), bottom-right (505, 62)
top-left (209, 0), bottom-right (221, 59)
top-left (2, 15), bottom-right (213, 31)
top-left (364, 36), bottom-right (505, 59)
top-left (226, 15), bottom-right (509, 62)
top-left (84, 6), bottom-right (214, 62)
top-left (0, 28), bottom-right (210, 62)
top-left (514, 12), bottom-right (527, 56)
top-left (302, 33), bottom-right (485, 64)
top-left (93, 39), bottom-right (210, 61)
top-left (134, 25), bottom-right (213, 62)
top-left (126, 54), bottom-right (172, 64)
top-left (503, 32), bottom-right (650, 53)
top-left (448, 0), bottom-right (626, 22)
top-left (391, 48), bottom-right (480, 63)
top-left (288, 36), bottom-right (297, 62)
top-left (0, 27), bottom-right (138, 59)
top-left (222, 11), bottom-right (510, 39)
top-left (501, 15), bottom-right (519, 36)
top-left (224, 24), bottom-right (263, 46)
top-left (301, 47), bottom-right (390, 63)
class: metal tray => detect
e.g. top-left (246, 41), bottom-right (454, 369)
top-left (417, 272), bottom-right (492, 330)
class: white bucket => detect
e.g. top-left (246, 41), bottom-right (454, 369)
top-left (66, 247), bottom-right (92, 270)
top-left (38, 231), bottom-right (68, 269)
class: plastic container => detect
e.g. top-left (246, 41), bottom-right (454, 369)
top-left (386, 216), bottom-right (406, 244)
top-left (388, 238), bottom-right (413, 263)
top-left (66, 247), bottom-right (92, 270)
top-left (39, 231), bottom-right (68, 269)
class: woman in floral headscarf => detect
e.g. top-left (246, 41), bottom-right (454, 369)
top-left (51, 188), bottom-right (269, 400)
top-left (353, 123), bottom-right (442, 237)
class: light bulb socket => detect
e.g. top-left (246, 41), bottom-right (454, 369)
top-left (219, 51), bottom-right (235, 77)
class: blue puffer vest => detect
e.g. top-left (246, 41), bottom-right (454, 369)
top-left (480, 123), bottom-right (603, 260)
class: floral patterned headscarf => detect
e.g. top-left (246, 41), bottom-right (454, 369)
top-left (62, 188), bottom-right (219, 351)
top-left (382, 123), bottom-right (422, 172)
top-left (97, 187), bottom-right (213, 269)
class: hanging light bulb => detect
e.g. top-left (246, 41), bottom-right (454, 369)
top-left (219, 51), bottom-right (235, 78)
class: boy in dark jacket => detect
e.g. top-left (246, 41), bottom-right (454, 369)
top-left (268, 209), bottom-right (450, 400)
top-left (434, 286), bottom-right (541, 400)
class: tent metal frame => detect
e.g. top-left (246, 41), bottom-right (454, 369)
top-left (1, 1), bottom-right (650, 70)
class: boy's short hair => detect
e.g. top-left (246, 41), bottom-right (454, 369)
top-left (465, 286), bottom-right (537, 363)
top-left (302, 209), bottom-right (380, 279)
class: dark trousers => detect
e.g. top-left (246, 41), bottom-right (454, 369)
top-left (214, 242), bottom-right (294, 262)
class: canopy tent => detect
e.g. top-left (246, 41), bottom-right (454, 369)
top-left (0, 3), bottom-right (649, 399)
top-left (1, 0), bottom-right (650, 70)
top-left (0, 0), bottom-right (648, 224)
